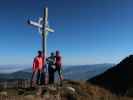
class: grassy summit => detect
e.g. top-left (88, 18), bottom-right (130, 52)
top-left (0, 80), bottom-right (132, 100)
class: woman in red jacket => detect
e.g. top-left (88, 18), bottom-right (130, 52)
top-left (31, 51), bottom-right (45, 87)
top-left (55, 50), bottom-right (64, 86)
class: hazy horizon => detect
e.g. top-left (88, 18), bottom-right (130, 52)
top-left (0, 63), bottom-right (113, 74)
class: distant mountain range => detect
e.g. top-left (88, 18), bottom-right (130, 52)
top-left (0, 64), bottom-right (113, 80)
top-left (63, 64), bottom-right (113, 80)
top-left (89, 55), bottom-right (133, 95)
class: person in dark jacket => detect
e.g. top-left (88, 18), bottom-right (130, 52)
top-left (47, 52), bottom-right (56, 84)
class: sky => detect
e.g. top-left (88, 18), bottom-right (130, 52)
top-left (0, 0), bottom-right (133, 65)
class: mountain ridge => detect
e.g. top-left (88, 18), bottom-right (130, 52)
top-left (89, 55), bottom-right (133, 95)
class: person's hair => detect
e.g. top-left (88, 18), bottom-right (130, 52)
top-left (51, 52), bottom-right (54, 56)
top-left (56, 50), bottom-right (59, 54)
top-left (38, 50), bottom-right (42, 55)
top-left (56, 50), bottom-right (60, 55)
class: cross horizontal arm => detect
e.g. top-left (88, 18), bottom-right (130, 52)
top-left (46, 27), bottom-right (55, 32)
top-left (27, 20), bottom-right (42, 28)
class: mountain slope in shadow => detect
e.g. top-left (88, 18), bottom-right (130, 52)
top-left (88, 55), bottom-right (133, 95)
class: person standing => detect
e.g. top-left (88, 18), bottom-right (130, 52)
top-left (47, 52), bottom-right (56, 84)
top-left (31, 51), bottom-right (45, 87)
top-left (55, 50), bottom-right (63, 86)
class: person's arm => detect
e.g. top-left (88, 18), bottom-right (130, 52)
top-left (32, 58), bottom-right (36, 72)
top-left (60, 56), bottom-right (62, 66)
top-left (54, 57), bottom-right (56, 64)
top-left (46, 57), bottom-right (50, 64)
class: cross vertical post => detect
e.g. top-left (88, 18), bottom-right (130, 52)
top-left (42, 7), bottom-right (48, 69)
top-left (27, 6), bottom-right (54, 75)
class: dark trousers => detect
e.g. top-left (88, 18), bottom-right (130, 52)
top-left (55, 64), bottom-right (63, 86)
top-left (36, 70), bottom-right (41, 85)
top-left (55, 67), bottom-right (62, 80)
top-left (39, 71), bottom-right (45, 85)
top-left (48, 65), bottom-right (55, 84)
top-left (31, 70), bottom-right (45, 87)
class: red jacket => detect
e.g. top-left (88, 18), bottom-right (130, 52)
top-left (55, 55), bottom-right (62, 66)
top-left (32, 56), bottom-right (44, 71)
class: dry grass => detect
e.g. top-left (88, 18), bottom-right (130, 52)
top-left (0, 80), bottom-right (133, 100)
